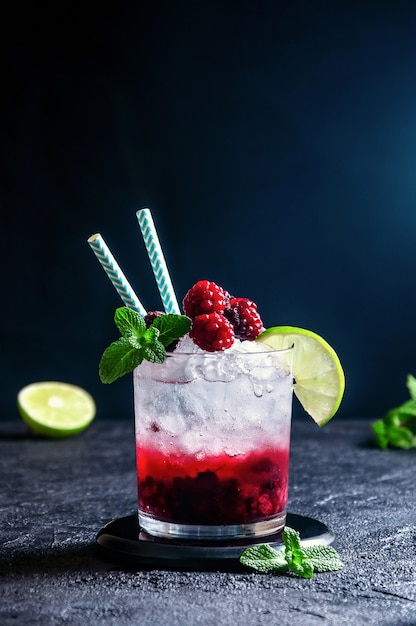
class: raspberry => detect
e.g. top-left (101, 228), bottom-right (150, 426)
top-left (224, 297), bottom-right (263, 341)
top-left (183, 280), bottom-right (228, 318)
top-left (257, 493), bottom-right (274, 517)
top-left (189, 312), bottom-right (234, 352)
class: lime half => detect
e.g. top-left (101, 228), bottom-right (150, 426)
top-left (256, 326), bottom-right (345, 426)
top-left (17, 382), bottom-right (96, 438)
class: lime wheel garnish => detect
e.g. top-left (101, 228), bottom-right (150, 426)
top-left (256, 326), bottom-right (345, 426)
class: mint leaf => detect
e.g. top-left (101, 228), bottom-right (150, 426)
top-left (282, 526), bottom-right (313, 578)
top-left (141, 327), bottom-right (166, 363)
top-left (152, 314), bottom-right (191, 347)
top-left (386, 425), bottom-right (414, 449)
top-left (99, 307), bottom-right (191, 383)
top-left (301, 545), bottom-right (344, 573)
top-left (390, 400), bottom-right (416, 418)
top-left (372, 416), bottom-right (415, 450)
top-left (99, 337), bottom-right (144, 383)
top-left (407, 374), bottom-right (416, 401)
top-left (372, 374), bottom-right (416, 449)
top-left (371, 419), bottom-right (389, 450)
top-left (240, 544), bottom-right (288, 574)
top-left (114, 307), bottom-right (146, 340)
top-left (239, 527), bottom-right (344, 578)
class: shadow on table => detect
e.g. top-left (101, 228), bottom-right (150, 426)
top-left (0, 542), bottom-right (242, 576)
top-left (0, 424), bottom-right (43, 441)
top-left (0, 543), bottom-right (124, 577)
top-left (357, 437), bottom-right (382, 450)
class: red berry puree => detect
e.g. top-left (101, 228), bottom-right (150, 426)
top-left (137, 444), bottom-right (290, 525)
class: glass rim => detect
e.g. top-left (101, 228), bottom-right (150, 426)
top-left (163, 344), bottom-right (294, 358)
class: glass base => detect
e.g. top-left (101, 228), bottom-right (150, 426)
top-left (96, 512), bottom-right (335, 570)
top-left (138, 510), bottom-right (287, 540)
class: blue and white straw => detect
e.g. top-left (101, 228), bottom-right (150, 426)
top-left (136, 209), bottom-right (180, 314)
top-left (87, 233), bottom-right (147, 316)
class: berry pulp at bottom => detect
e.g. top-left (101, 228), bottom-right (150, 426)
top-left (137, 443), bottom-right (290, 525)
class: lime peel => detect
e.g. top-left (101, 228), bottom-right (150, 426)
top-left (17, 382), bottom-right (96, 438)
top-left (256, 326), bottom-right (345, 426)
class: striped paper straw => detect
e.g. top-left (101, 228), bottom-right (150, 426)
top-left (136, 209), bottom-right (180, 314)
top-left (87, 233), bottom-right (147, 316)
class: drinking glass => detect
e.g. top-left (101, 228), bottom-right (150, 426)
top-left (133, 345), bottom-right (294, 540)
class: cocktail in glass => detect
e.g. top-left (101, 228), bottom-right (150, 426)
top-left (134, 342), bottom-right (294, 540)
top-left (89, 212), bottom-right (345, 549)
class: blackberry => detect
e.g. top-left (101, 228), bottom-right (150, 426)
top-left (224, 297), bottom-right (263, 341)
top-left (144, 310), bottom-right (165, 326)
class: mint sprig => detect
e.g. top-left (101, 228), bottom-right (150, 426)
top-left (372, 374), bottom-right (416, 449)
top-left (240, 526), bottom-right (344, 578)
top-left (99, 307), bottom-right (191, 384)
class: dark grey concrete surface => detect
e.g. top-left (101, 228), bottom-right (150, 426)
top-left (1, 418), bottom-right (415, 626)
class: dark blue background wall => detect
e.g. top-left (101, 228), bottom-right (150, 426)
top-left (2, 1), bottom-right (416, 421)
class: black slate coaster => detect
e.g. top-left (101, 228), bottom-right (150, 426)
top-left (96, 513), bottom-right (334, 570)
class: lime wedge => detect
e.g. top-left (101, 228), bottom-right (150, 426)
top-left (17, 382), bottom-right (96, 438)
top-left (256, 326), bottom-right (345, 426)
